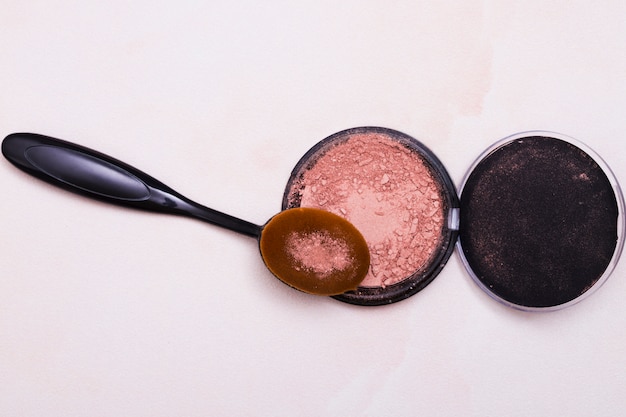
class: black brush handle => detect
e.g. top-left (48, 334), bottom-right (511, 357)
top-left (2, 133), bottom-right (262, 238)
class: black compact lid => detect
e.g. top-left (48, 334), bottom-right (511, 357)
top-left (457, 131), bottom-right (624, 311)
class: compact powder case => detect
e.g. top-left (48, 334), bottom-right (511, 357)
top-left (283, 127), bottom-right (625, 310)
top-left (284, 127), bottom-right (459, 306)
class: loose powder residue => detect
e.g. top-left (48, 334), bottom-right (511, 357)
top-left (286, 131), bottom-right (446, 287)
top-left (286, 230), bottom-right (353, 278)
top-left (459, 136), bottom-right (619, 308)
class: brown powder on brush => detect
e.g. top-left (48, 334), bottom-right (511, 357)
top-left (286, 131), bottom-right (446, 288)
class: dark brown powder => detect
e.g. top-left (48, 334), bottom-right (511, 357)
top-left (459, 136), bottom-right (619, 308)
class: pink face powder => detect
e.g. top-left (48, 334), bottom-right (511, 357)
top-left (283, 127), bottom-right (459, 305)
top-left (286, 230), bottom-right (354, 278)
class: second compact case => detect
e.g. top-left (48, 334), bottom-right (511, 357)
top-left (283, 127), bottom-right (625, 310)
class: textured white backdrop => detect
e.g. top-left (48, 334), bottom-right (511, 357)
top-left (1, 1), bottom-right (626, 416)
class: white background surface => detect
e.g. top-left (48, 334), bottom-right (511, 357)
top-left (2, 1), bottom-right (626, 416)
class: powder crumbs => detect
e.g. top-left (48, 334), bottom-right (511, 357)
top-left (287, 132), bottom-right (446, 288)
top-left (286, 230), bottom-right (353, 278)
